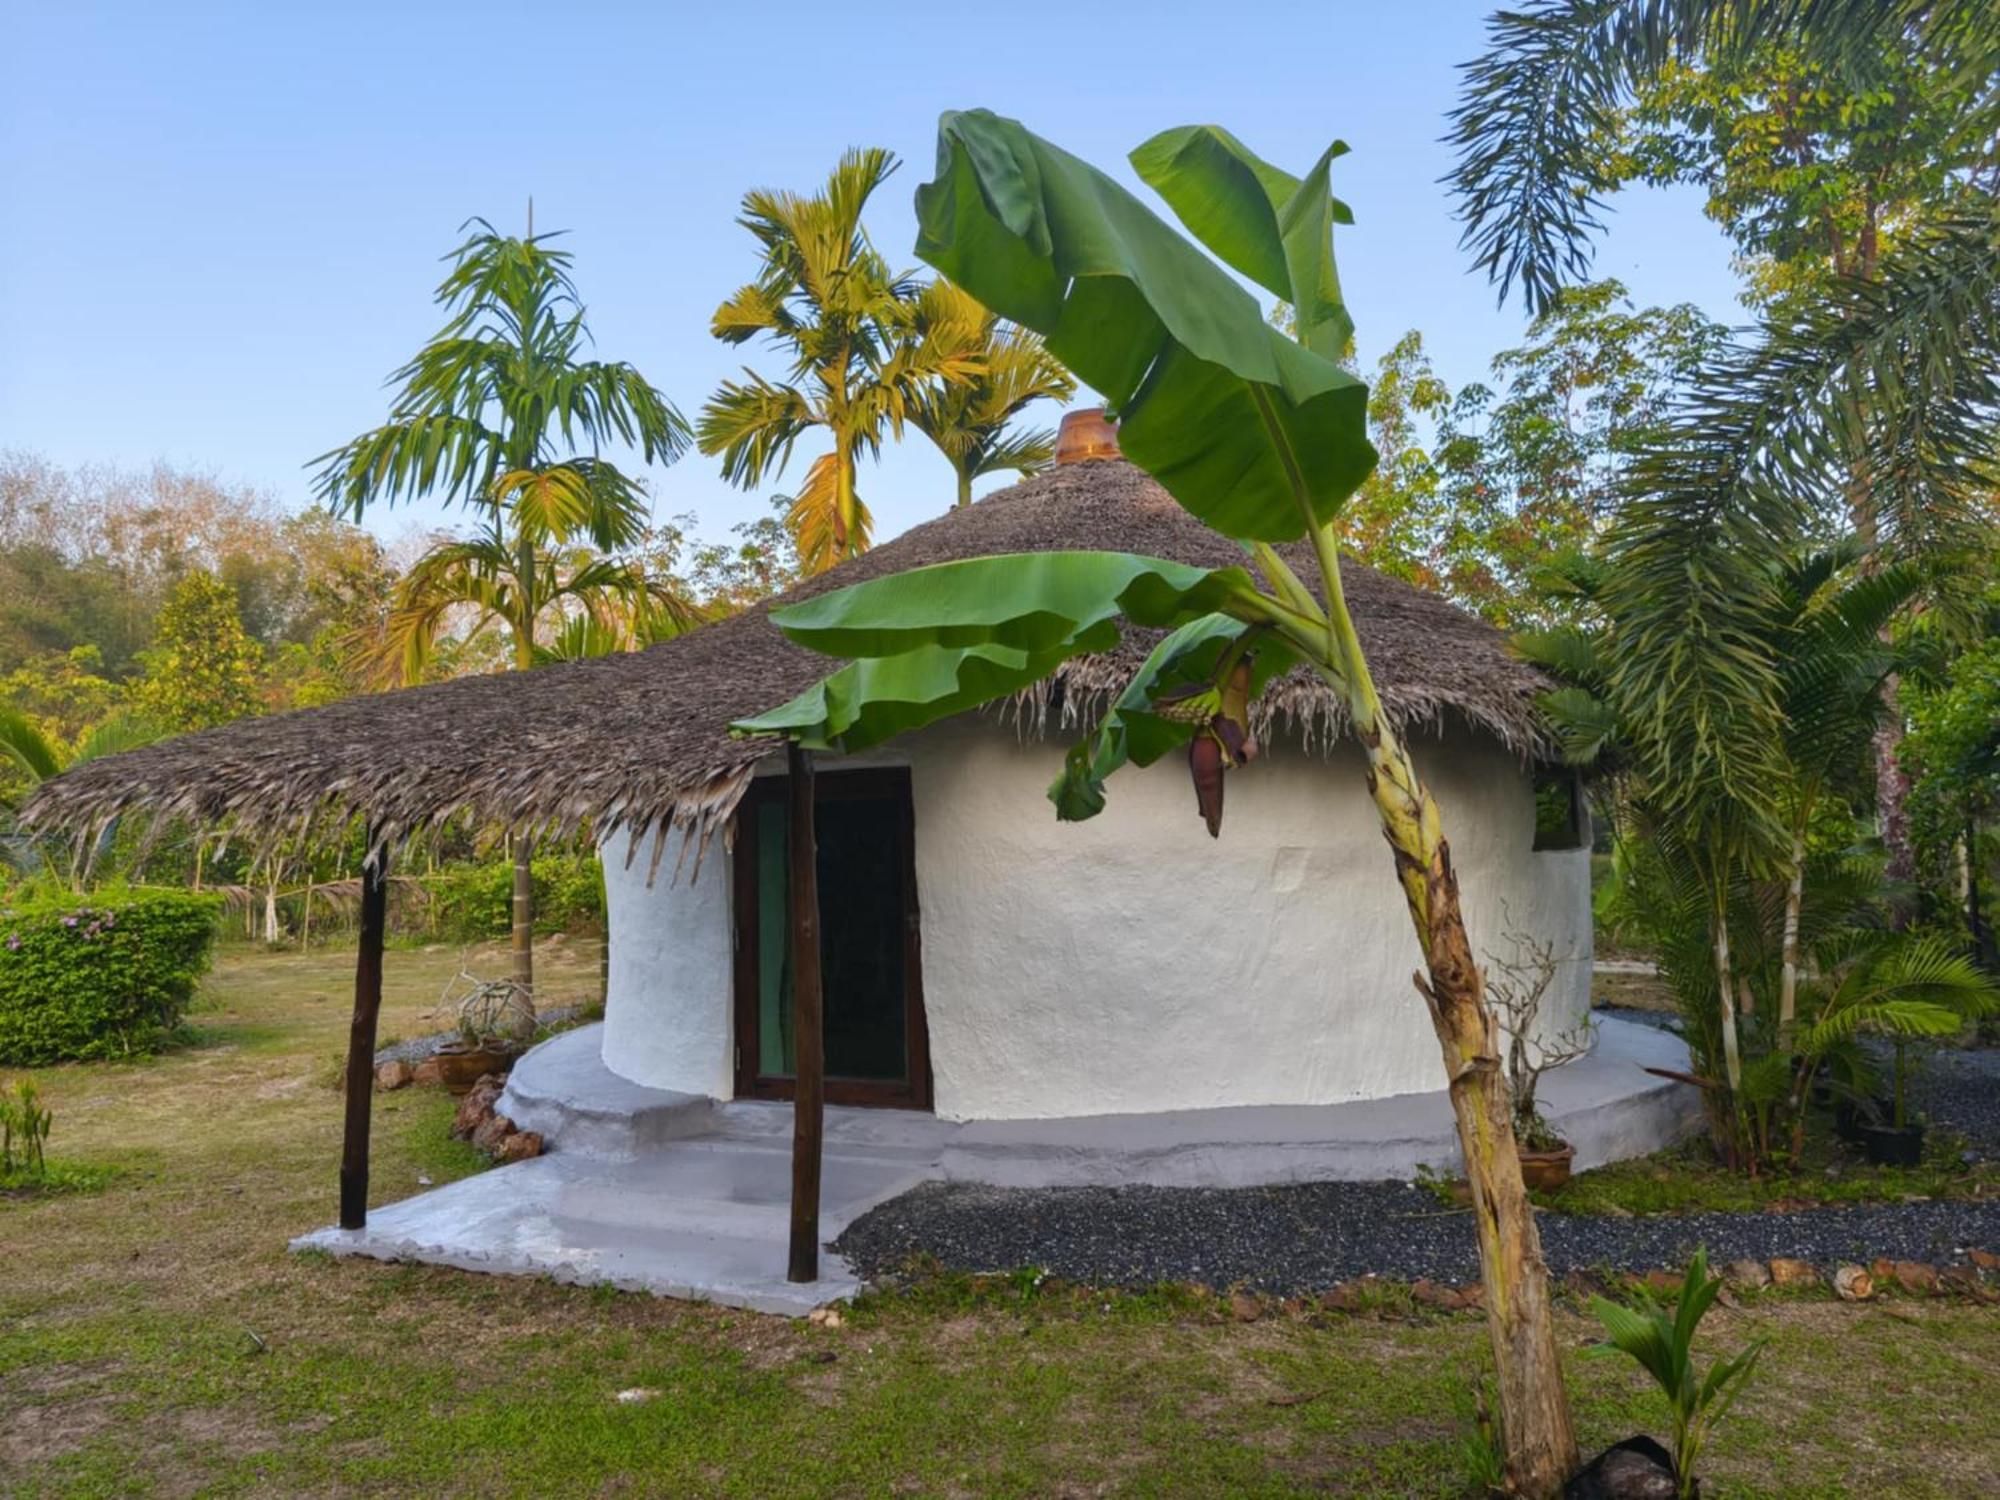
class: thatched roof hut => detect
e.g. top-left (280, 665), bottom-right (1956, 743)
top-left (20, 453), bottom-right (1548, 875)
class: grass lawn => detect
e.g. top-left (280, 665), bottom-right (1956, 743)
top-left (4, 942), bottom-right (1998, 1497)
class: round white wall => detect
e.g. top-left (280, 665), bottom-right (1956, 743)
top-left (598, 716), bottom-right (1592, 1121)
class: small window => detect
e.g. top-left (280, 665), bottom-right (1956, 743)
top-left (1532, 768), bottom-right (1586, 851)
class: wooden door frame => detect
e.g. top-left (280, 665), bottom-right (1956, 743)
top-left (731, 766), bottom-right (933, 1110)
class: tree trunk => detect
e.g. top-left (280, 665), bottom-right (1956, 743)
top-left (263, 870), bottom-right (281, 946)
top-left (1710, 886), bottom-right (1747, 1169)
top-left (1306, 540), bottom-right (1578, 1497)
top-left (1414, 828), bottom-right (1579, 1498)
top-left (1875, 676), bottom-right (1914, 885)
top-left (511, 836), bottom-right (536, 1031)
top-left (955, 466), bottom-right (974, 509)
top-left (1777, 831), bottom-right (1805, 1049)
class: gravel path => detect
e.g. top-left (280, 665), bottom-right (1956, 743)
top-left (838, 1028), bottom-right (2000, 1292)
top-left (836, 1180), bottom-right (2000, 1293)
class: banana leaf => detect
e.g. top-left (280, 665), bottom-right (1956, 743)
top-left (913, 110), bottom-right (1375, 543)
top-left (733, 551), bottom-right (1264, 752)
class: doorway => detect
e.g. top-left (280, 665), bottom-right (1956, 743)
top-left (731, 767), bottom-right (931, 1108)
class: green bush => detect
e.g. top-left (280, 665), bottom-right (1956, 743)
top-left (422, 849), bottom-right (605, 942)
top-left (0, 887), bottom-right (222, 1065)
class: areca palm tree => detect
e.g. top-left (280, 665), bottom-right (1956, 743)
top-left (313, 222), bottom-right (691, 1017)
top-left (698, 148), bottom-right (982, 573)
top-left (906, 281), bottom-right (1074, 508)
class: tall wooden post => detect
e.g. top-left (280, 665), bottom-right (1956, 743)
top-left (786, 742), bottom-right (825, 1283)
top-left (339, 842), bottom-right (390, 1231)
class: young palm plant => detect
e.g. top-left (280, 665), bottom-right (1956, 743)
top-left (1588, 1246), bottom-right (1766, 1499)
top-left (906, 280), bottom-right (1074, 508)
top-left (313, 222), bottom-right (691, 1019)
top-left (699, 149), bottom-right (983, 573)
top-left (734, 113), bottom-right (1580, 1495)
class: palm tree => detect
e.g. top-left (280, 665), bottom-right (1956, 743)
top-left (906, 281), bottom-right (1074, 508)
top-left (1450, 2), bottom-right (2000, 878)
top-left (1, 708), bottom-right (161, 881)
top-left (698, 149), bottom-right (981, 573)
top-left (313, 221), bottom-right (691, 1019)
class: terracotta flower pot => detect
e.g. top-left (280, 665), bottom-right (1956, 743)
top-left (1518, 1141), bottom-right (1575, 1192)
top-left (431, 1041), bottom-right (519, 1095)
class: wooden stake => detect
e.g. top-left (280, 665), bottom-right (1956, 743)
top-left (786, 741), bottom-right (825, 1283)
top-left (339, 842), bottom-right (389, 1231)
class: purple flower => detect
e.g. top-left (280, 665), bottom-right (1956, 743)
top-left (4, 933), bottom-right (19, 952)
top-left (61, 915), bottom-right (79, 928)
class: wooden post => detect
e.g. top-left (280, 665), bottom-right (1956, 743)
top-left (339, 842), bottom-right (390, 1231)
top-left (786, 742), bottom-right (825, 1283)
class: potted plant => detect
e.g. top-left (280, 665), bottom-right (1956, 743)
top-left (1857, 1037), bottom-right (1928, 1167)
top-left (1487, 929), bottom-right (1594, 1191)
top-left (1789, 932), bottom-right (1995, 1166)
top-left (429, 972), bottom-right (534, 1094)
top-left (1578, 1247), bottom-right (1765, 1500)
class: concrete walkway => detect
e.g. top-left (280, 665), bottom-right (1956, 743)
top-left (293, 1016), bottom-right (1699, 1316)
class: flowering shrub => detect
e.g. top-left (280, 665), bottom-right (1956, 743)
top-left (0, 888), bottom-right (221, 1064)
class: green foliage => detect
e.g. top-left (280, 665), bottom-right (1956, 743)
top-left (1588, 1247), bottom-right (1766, 1498)
top-left (133, 570), bottom-right (263, 733)
top-left (737, 552), bottom-right (1268, 755)
top-left (905, 280), bottom-right (1074, 508)
top-left (314, 221), bottom-right (693, 684)
top-left (699, 148), bottom-right (981, 572)
top-left (421, 849), bottom-right (605, 942)
top-left (0, 1075), bottom-right (51, 1175)
top-left (915, 111), bottom-right (1375, 544)
top-left (0, 887), bottom-right (221, 1065)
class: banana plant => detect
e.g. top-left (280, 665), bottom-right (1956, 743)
top-left (736, 111), bottom-right (1580, 1495)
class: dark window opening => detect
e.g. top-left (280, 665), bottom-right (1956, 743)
top-left (1532, 768), bottom-right (1586, 851)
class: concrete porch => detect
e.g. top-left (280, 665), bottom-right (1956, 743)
top-left (293, 1016), bottom-right (1700, 1316)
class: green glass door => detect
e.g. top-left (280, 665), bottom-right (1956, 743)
top-left (732, 768), bottom-right (929, 1107)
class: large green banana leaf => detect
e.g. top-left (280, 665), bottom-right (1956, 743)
top-left (913, 110), bottom-right (1375, 543)
top-left (1128, 125), bottom-right (1354, 361)
top-left (733, 551), bottom-right (1262, 752)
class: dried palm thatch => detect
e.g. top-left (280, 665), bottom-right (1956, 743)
top-left (19, 459), bottom-right (1550, 877)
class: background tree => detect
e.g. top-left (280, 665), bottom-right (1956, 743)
top-left (1449, 0), bottom-right (2000, 878)
top-left (698, 148), bottom-right (980, 572)
top-left (134, 571), bottom-right (263, 734)
top-left (905, 280), bottom-right (1074, 507)
top-left (313, 221), bottom-right (690, 1016)
top-left (1345, 286), bottom-right (1724, 625)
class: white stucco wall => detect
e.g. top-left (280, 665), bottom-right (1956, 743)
top-left (599, 715), bottom-right (1592, 1121)
top-left (599, 838), bottom-right (735, 1098)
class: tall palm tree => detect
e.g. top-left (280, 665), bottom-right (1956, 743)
top-left (906, 281), bottom-right (1074, 508)
top-left (313, 221), bottom-right (691, 1019)
top-left (1450, 1), bottom-right (2000, 880)
top-left (698, 149), bottom-right (981, 573)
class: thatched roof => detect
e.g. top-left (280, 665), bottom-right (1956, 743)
top-left (20, 457), bottom-right (1549, 874)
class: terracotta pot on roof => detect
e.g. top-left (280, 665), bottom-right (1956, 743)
top-left (1054, 406), bottom-right (1120, 465)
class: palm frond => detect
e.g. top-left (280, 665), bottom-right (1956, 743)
top-left (0, 706), bottom-right (62, 785)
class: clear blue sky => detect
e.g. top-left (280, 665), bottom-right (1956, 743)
top-left (1, 1), bottom-right (1747, 549)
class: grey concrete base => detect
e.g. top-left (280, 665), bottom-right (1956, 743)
top-left (298, 1016), bottom-right (1699, 1315)
top-left (292, 1137), bottom-right (930, 1316)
